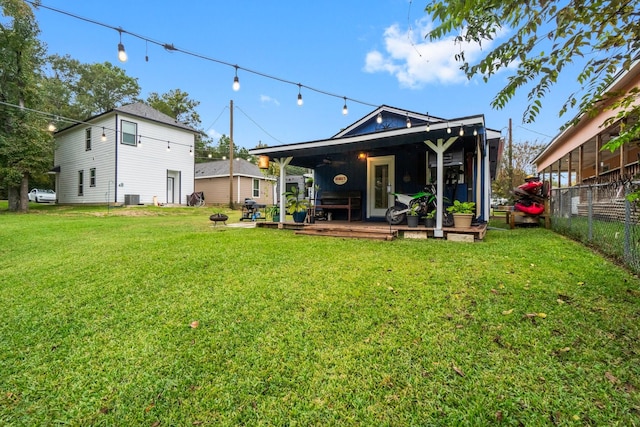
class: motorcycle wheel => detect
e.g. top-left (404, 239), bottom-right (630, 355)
top-left (385, 206), bottom-right (405, 225)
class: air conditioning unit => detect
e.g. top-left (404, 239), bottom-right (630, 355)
top-left (124, 194), bottom-right (140, 205)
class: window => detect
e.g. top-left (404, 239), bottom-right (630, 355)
top-left (85, 128), bottom-right (92, 151)
top-left (78, 170), bottom-right (84, 196)
top-left (121, 120), bottom-right (137, 146)
top-left (252, 178), bottom-right (260, 198)
top-left (90, 168), bottom-right (96, 187)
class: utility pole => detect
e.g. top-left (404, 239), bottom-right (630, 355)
top-left (508, 118), bottom-right (513, 192)
top-left (229, 99), bottom-right (235, 209)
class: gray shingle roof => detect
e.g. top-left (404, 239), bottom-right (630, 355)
top-left (114, 103), bottom-right (197, 132)
top-left (195, 158), bottom-right (275, 180)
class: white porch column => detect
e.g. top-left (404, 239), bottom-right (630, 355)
top-left (275, 157), bottom-right (292, 223)
top-left (425, 137), bottom-right (457, 237)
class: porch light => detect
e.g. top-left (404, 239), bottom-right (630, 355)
top-left (101, 127), bottom-right (106, 142)
top-left (406, 114), bottom-right (412, 128)
top-left (297, 84), bottom-right (303, 106)
top-left (258, 155), bottom-right (270, 169)
top-left (358, 152), bottom-right (367, 160)
top-left (117, 30), bottom-right (127, 63)
top-left (232, 66), bottom-right (240, 91)
top-left (376, 113), bottom-right (382, 124)
top-left (342, 97), bottom-right (348, 115)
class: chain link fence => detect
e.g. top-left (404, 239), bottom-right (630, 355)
top-left (550, 181), bottom-right (640, 274)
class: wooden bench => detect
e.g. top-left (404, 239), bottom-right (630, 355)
top-left (316, 191), bottom-right (362, 222)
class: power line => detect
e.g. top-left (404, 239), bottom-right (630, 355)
top-left (234, 105), bottom-right (285, 145)
top-left (28, 1), bottom-right (381, 112)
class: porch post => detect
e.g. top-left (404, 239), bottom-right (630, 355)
top-left (483, 136), bottom-right (491, 221)
top-left (425, 137), bottom-right (457, 237)
top-left (275, 157), bottom-right (292, 223)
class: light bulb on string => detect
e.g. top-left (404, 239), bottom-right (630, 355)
top-left (473, 128), bottom-right (478, 136)
top-left (232, 66), bottom-right (240, 91)
top-left (117, 29), bottom-right (127, 63)
top-left (342, 97), bottom-right (348, 115)
top-left (101, 127), bottom-right (106, 142)
top-left (167, 141), bottom-right (171, 152)
top-left (297, 84), bottom-right (303, 106)
top-left (376, 113), bottom-right (382, 124)
top-left (446, 123), bottom-right (451, 134)
top-left (459, 125), bottom-right (464, 137)
top-left (189, 146), bottom-right (193, 156)
top-left (406, 114), bottom-right (412, 129)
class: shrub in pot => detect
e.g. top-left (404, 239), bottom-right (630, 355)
top-left (446, 200), bottom-right (475, 228)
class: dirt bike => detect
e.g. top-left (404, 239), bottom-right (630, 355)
top-left (385, 185), bottom-right (454, 226)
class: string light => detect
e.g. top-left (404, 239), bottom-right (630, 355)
top-left (117, 29), bottom-right (127, 62)
top-left (101, 127), bottom-right (106, 141)
top-left (342, 97), bottom-right (348, 115)
top-left (406, 114), bottom-right (412, 129)
top-left (47, 122), bottom-right (57, 132)
top-left (297, 84), bottom-right (303, 106)
top-left (189, 146), bottom-right (193, 156)
top-left (459, 125), bottom-right (464, 136)
top-left (473, 128), bottom-right (478, 136)
top-left (27, 1), bottom-right (381, 116)
top-left (446, 123), bottom-right (451, 134)
top-left (425, 113), bottom-right (430, 132)
top-left (232, 65), bottom-right (240, 91)
top-left (138, 136), bottom-right (142, 147)
top-left (167, 141), bottom-right (171, 151)
top-left (376, 113), bottom-right (382, 124)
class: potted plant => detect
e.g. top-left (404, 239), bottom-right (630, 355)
top-left (446, 200), bottom-right (476, 228)
top-left (424, 210), bottom-right (436, 228)
top-left (406, 204), bottom-right (420, 228)
top-left (266, 205), bottom-right (280, 222)
top-left (284, 186), bottom-right (308, 223)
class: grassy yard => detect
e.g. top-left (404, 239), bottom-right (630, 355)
top-left (1, 204), bottom-right (640, 426)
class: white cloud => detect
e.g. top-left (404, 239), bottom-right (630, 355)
top-left (260, 94), bottom-right (280, 106)
top-left (208, 128), bottom-right (223, 140)
top-left (364, 19), bottom-right (507, 88)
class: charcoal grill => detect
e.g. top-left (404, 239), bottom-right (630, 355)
top-left (240, 198), bottom-right (266, 221)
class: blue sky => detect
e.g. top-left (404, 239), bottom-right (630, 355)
top-left (32, 0), bottom-right (578, 152)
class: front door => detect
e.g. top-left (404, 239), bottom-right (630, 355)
top-left (167, 177), bottom-right (174, 204)
top-left (367, 155), bottom-right (395, 218)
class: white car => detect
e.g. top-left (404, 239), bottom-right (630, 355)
top-left (28, 188), bottom-right (56, 203)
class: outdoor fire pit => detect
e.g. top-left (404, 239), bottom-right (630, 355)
top-left (209, 213), bottom-right (228, 226)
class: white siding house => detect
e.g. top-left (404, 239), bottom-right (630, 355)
top-left (53, 103), bottom-right (197, 205)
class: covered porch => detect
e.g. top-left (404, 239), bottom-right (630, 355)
top-left (249, 105), bottom-right (502, 239)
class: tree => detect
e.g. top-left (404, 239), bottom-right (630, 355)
top-left (492, 140), bottom-right (546, 200)
top-left (146, 89), bottom-right (201, 129)
top-left (42, 54), bottom-right (140, 122)
top-left (424, 1), bottom-right (640, 151)
top-left (0, 0), bottom-right (52, 212)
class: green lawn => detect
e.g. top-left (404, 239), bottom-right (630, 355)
top-left (1, 204), bottom-right (640, 426)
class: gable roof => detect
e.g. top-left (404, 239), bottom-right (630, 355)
top-left (333, 105), bottom-right (447, 138)
top-left (56, 102), bottom-right (198, 134)
top-left (195, 158), bottom-right (276, 180)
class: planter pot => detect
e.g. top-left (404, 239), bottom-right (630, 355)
top-left (424, 218), bottom-right (435, 228)
top-left (407, 215), bottom-right (420, 228)
top-left (272, 214), bottom-right (280, 222)
top-left (453, 213), bottom-right (473, 228)
top-left (293, 211), bottom-right (307, 223)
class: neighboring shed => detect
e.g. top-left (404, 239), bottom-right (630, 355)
top-left (194, 158), bottom-right (276, 205)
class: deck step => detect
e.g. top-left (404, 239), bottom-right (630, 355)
top-left (295, 226), bottom-right (397, 240)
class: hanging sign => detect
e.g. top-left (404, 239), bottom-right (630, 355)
top-left (333, 174), bottom-right (348, 185)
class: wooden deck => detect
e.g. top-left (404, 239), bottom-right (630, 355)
top-left (256, 221), bottom-right (488, 241)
